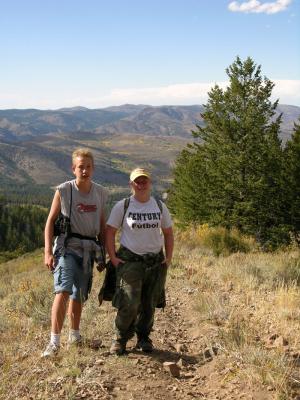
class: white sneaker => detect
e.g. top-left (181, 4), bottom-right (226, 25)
top-left (68, 334), bottom-right (83, 347)
top-left (41, 342), bottom-right (59, 358)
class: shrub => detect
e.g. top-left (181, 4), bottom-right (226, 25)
top-left (175, 223), bottom-right (256, 256)
top-left (197, 225), bottom-right (255, 256)
top-left (274, 255), bottom-right (300, 286)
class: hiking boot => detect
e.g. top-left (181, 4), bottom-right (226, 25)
top-left (110, 339), bottom-right (126, 355)
top-left (67, 334), bottom-right (83, 348)
top-left (136, 337), bottom-right (153, 353)
top-left (41, 342), bottom-right (60, 358)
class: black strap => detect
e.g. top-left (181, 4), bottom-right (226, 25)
top-left (69, 182), bottom-right (72, 219)
top-left (155, 197), bottom-right (163, 214)
top-left (62, 182), bottom-right (73, 248)
top-left (70, 232), bottom-right (97, 242)
top-left (121, 197), bottom-right (131, 227)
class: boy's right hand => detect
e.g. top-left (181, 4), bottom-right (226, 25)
top-left (111, 257), bottom-right (125, 268)
top-left (45, 253), bottom-right (55, 272)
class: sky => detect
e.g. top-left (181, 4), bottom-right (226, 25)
top-left (0, 0), bottom-right (299, 109)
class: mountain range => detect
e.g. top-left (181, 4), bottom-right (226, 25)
top-left (0, 104), bottom-right (299, 192)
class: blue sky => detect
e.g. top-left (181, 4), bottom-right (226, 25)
top-left (1, 0), bottom-right (299, 109)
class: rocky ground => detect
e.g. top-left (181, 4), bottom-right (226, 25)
top-left (25, 270), bottom-right (282, 400)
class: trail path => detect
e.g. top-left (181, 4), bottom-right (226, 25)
top-left (35, 268), bottom-right (274, 400)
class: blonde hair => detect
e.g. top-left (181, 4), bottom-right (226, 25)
top-left (72, 148), bottom-right (94, 165)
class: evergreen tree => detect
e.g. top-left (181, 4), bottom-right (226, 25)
top-left (285, 118), bottom-right (300, 242)
top-left (169, 56), bottom-right (289, 247)
top-left (0, 203), bottom-right (47, 254)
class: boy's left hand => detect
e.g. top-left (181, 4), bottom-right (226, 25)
top-left (96, 262), bottom-right (106, 272)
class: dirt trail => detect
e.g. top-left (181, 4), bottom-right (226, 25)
top-left (33, 268), bottom-right (275, 400)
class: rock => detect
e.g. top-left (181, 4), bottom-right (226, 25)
top-left (100, 351), bottom-right (111, 357)
top-left (273, 336), bottom-right (288, 347)
top-left (187, 288), bottom-right (196, 295)
top-left (268, 333), bottom-right (280, 342)
top-left (182, 372), bottom-right (194, 378)
top-left (203, 348), bottom-right (214, 360)
top-left (176, 358), bottom-right (184, 368)
top-left (167, 385), bottom-right (178, 391)
top-left (175, 343), bottom-right (188, 353)
top-left (266, 334), bottom-right (289, 348)
top-left (94, 358), bottom-right (105, 365)
top-left (90, 339), bottom-right (102, 349)
top-left (163, 361), bottom-right (181, 378)
top-left (133, 358), bottom-right (141, 365)
top-left (127, 353), bottom-right (140, 359)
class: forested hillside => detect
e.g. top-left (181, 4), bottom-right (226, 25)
top-left (0, 199), bottom-right (48, 262)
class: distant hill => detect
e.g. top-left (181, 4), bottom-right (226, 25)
top-left (94, 105), bottom-right (204, 138)
top-left (0, 104), bottom-right (299, 197)
top-left (0, 105), bottom-right (202, 141)
top-left (0, 104), bottom-right (299, 142)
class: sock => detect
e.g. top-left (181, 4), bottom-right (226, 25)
top-left (50, 333), bottom-right (61, 347)
top-left (69, 329), bottom-right (81, 340)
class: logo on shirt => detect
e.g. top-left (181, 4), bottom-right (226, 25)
top-left (76, 203), bottom-right (97, 213)
top-left (128, 211), bottom-right (161, 229)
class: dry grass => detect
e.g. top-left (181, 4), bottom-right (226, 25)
top-left (0, 250), bottom-right (113, 399)
top-left (1, 226), bottom-right (300, 399)
top-left (173, 226), bottom-right (300, 399)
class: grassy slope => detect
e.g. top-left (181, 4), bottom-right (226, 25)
top-left (1, 231), bottom-right (300, 399)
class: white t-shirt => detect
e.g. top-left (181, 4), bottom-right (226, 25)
top-left (107, 195), bottom-right (173, 255)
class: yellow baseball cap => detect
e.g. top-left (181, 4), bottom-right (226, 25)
top-left (130, 167), bottom-right (151, 182)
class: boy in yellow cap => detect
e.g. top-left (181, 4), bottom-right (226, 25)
top-left (106, 167), bottom-right (174, 355)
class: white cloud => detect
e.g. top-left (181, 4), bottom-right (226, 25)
top-left (0, 80), bottom-right (299, 109)
top-left (85, 80), bottom-right (300, 108)
top-left (73, 82), bottom-right (229, 108)
top-left (272, 79), bottom-right (300, 104)
top-left (228, 0), bottom-right (292, 14)
top-left (100, 83), bottom-right (226, 105)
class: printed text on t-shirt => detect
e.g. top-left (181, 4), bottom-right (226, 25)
top-left (76, 203), bottom-right (97, 213)
top-left (128, 211), bottom-right (161, 229)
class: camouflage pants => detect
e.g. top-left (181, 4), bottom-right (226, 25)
top-left (112, 246), bottom-right (167, 341)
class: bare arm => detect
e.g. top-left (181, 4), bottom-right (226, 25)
top-left (161, 226), bottom-right (174, 266)
top-left (105, 225), bottom-right (124, 267)
top-left (44, 190), bottom-right (61, 271)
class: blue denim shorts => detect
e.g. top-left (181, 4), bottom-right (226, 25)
top-left (53, 252), bottom-right (93, 303)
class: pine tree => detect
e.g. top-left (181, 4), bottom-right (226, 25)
top-left (285, 118), bottom-right (300, 242)
top-left (169, 56), bottom-right (289, 247)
